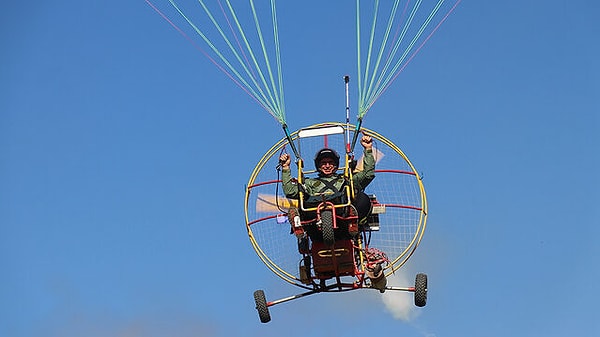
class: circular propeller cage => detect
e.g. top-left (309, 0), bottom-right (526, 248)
top-left (244, 123), bottom-right (427, 286)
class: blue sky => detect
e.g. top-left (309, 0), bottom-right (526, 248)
top-left (1, 1), bottom-right (599, 336)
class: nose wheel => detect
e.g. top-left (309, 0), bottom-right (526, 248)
top-left (320, 209), bottom-right (334, 246)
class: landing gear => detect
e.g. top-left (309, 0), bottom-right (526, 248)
top-left (253, 290), bottom-right (271, 323)
top-left (320, 209), bottom-right (334, 246)
top-left (414, 273), bottom-right (428, 307)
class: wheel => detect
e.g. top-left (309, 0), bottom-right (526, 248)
top-left (320, 209), bottom-right (334, 246)
top-left (253, 290), bottom-right (271, 323)
top-left (414, 273), bottom-right (428, 307)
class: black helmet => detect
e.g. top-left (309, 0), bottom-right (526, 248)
top-left (314, 148), bottom-right (340, 169)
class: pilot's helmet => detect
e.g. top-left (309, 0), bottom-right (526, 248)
top-left (314, 148), bottom-right (340, 169)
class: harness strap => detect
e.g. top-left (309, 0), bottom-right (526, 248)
top-left (314, 176), bottom-right (345, 194)
top-left (304, 176), bottom-right (347, 205)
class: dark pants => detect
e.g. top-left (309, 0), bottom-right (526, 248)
top-left (353, 191), bottom-right (372, 220)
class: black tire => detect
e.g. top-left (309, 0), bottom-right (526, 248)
top-left (253, 290), bottom-right (271, 323)
top-left (414, 273), bottom-right (428, 307)
top-left (321, 209), bottom-right (335, 246)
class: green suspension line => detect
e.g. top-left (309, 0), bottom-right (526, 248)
top-left (356, 0), bottom-right (448, 119)
top-left (167, 0), bottom-right (286, 125)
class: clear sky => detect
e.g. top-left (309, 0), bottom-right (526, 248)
top-left (1, 1), bottom-right (599, 336)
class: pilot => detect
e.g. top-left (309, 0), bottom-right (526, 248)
top-left (279, 133), bottom-right (375, 220)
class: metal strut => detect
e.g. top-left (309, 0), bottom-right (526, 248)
top-left (350, 117), bottom-right (363, 153)
top-left (344, 75), bottom-right (351, 154)
top-left (282, 123), bottom-right (300, 160)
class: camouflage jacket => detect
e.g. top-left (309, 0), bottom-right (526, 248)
top-left (281, 149), bottom-right (375, 200)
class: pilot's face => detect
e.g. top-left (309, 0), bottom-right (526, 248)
top-left (318, 158), bottom-right (337, 176)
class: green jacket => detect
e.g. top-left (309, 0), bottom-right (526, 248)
top-left (282, 149), bottom-right (375, 200)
